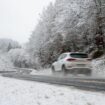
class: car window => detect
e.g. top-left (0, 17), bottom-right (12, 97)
top-left (70, 53), bottom-right (88, 58)
top-left (58, 54), bottom-right (67, 60)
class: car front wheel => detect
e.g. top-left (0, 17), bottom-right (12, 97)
top-left (61, 65), bottom-right (67, 75)
top-left (51, 66), bottom-right (56, 74)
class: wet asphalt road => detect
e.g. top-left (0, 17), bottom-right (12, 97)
top-left (2, 71), bottom-right (105, 91)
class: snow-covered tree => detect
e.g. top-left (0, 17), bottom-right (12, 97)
top-left (28, 0), bottom-right (98, 68)
top-left (0, 38), bottom-right (21, 52)
top-left (8, 48), bottom-right (31, 68)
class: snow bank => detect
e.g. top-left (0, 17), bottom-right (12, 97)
top-left (0, 52), bottom-right (13, 71)
top-left (30, 68), bottom-right (52, 75)
top-left (92, 57), bottom-right (105, 77)
top-left (0, 76), bottom-right (105, 105)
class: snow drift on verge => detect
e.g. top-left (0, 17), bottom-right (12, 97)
top-left (92, 57), bottom-right (105, 77)
top-left (0, 76), bottom-right (105, 105)
top-left (0, 53), bottom-right (13, 71)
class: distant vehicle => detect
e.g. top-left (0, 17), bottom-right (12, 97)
top-left (51, 52), bottom-right (92, 75)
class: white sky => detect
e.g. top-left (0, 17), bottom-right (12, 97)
top-left (0, 0), bottom-right (55, 44)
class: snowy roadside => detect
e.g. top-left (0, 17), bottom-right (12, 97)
top-left (0, 76), bottom-right (105, 105)
top-left (92, 57), bottom-right (105, 77)
top-left (0, 53), bottom-right (14, 71)
top-left (31, 68), bottom-right (52, 75)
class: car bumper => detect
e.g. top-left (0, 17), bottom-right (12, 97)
top-left (65, 63), bottom-right (92, 70)
top-left (65, 68), bottom-right (92, 74)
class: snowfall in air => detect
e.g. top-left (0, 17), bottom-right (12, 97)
top-left (0, 76), bottom-right (105, 105)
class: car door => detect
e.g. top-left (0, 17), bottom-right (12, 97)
top-left (55, 54), bottom-right (67, 71)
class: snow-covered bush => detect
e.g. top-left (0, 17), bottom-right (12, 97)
top-left (8, 48), bottom-right (34, 68)
top-left (0, 53), bottom-right (14, 71)
top-left (0, 38), bottom-right (21, 70)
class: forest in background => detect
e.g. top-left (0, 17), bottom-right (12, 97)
top-left (0, 0), bottom-right (105, 69)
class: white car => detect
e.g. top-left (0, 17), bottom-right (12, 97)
top-left (51, 52), bottom-right (92, 75)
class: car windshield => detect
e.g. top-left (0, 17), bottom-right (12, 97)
top-left (70, 53), bottom-right (88, 58)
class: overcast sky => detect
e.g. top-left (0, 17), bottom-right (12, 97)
top-left (0, 0), bottom-right (55, 44)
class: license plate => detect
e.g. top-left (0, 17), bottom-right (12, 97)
top-left (77, 64), bottom-right (86, 66)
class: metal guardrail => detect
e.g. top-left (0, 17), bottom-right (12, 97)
top-left (0, 66), bottom-right (36, 74)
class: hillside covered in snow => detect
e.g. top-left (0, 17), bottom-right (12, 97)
top-left (27, 0), bottom-right (99, 68)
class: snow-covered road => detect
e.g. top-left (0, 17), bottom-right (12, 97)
top-left (0, 76), bottom-right (105, 105)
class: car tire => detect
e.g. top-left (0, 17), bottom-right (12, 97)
top-left (85, 69), bottom-right (92, 76)
top-left (61, 65), bottom-right (67, 75)
top-left (51, 66), bottom-right (56, 74)
top-left (73, 69), bottom-right (78, 76)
